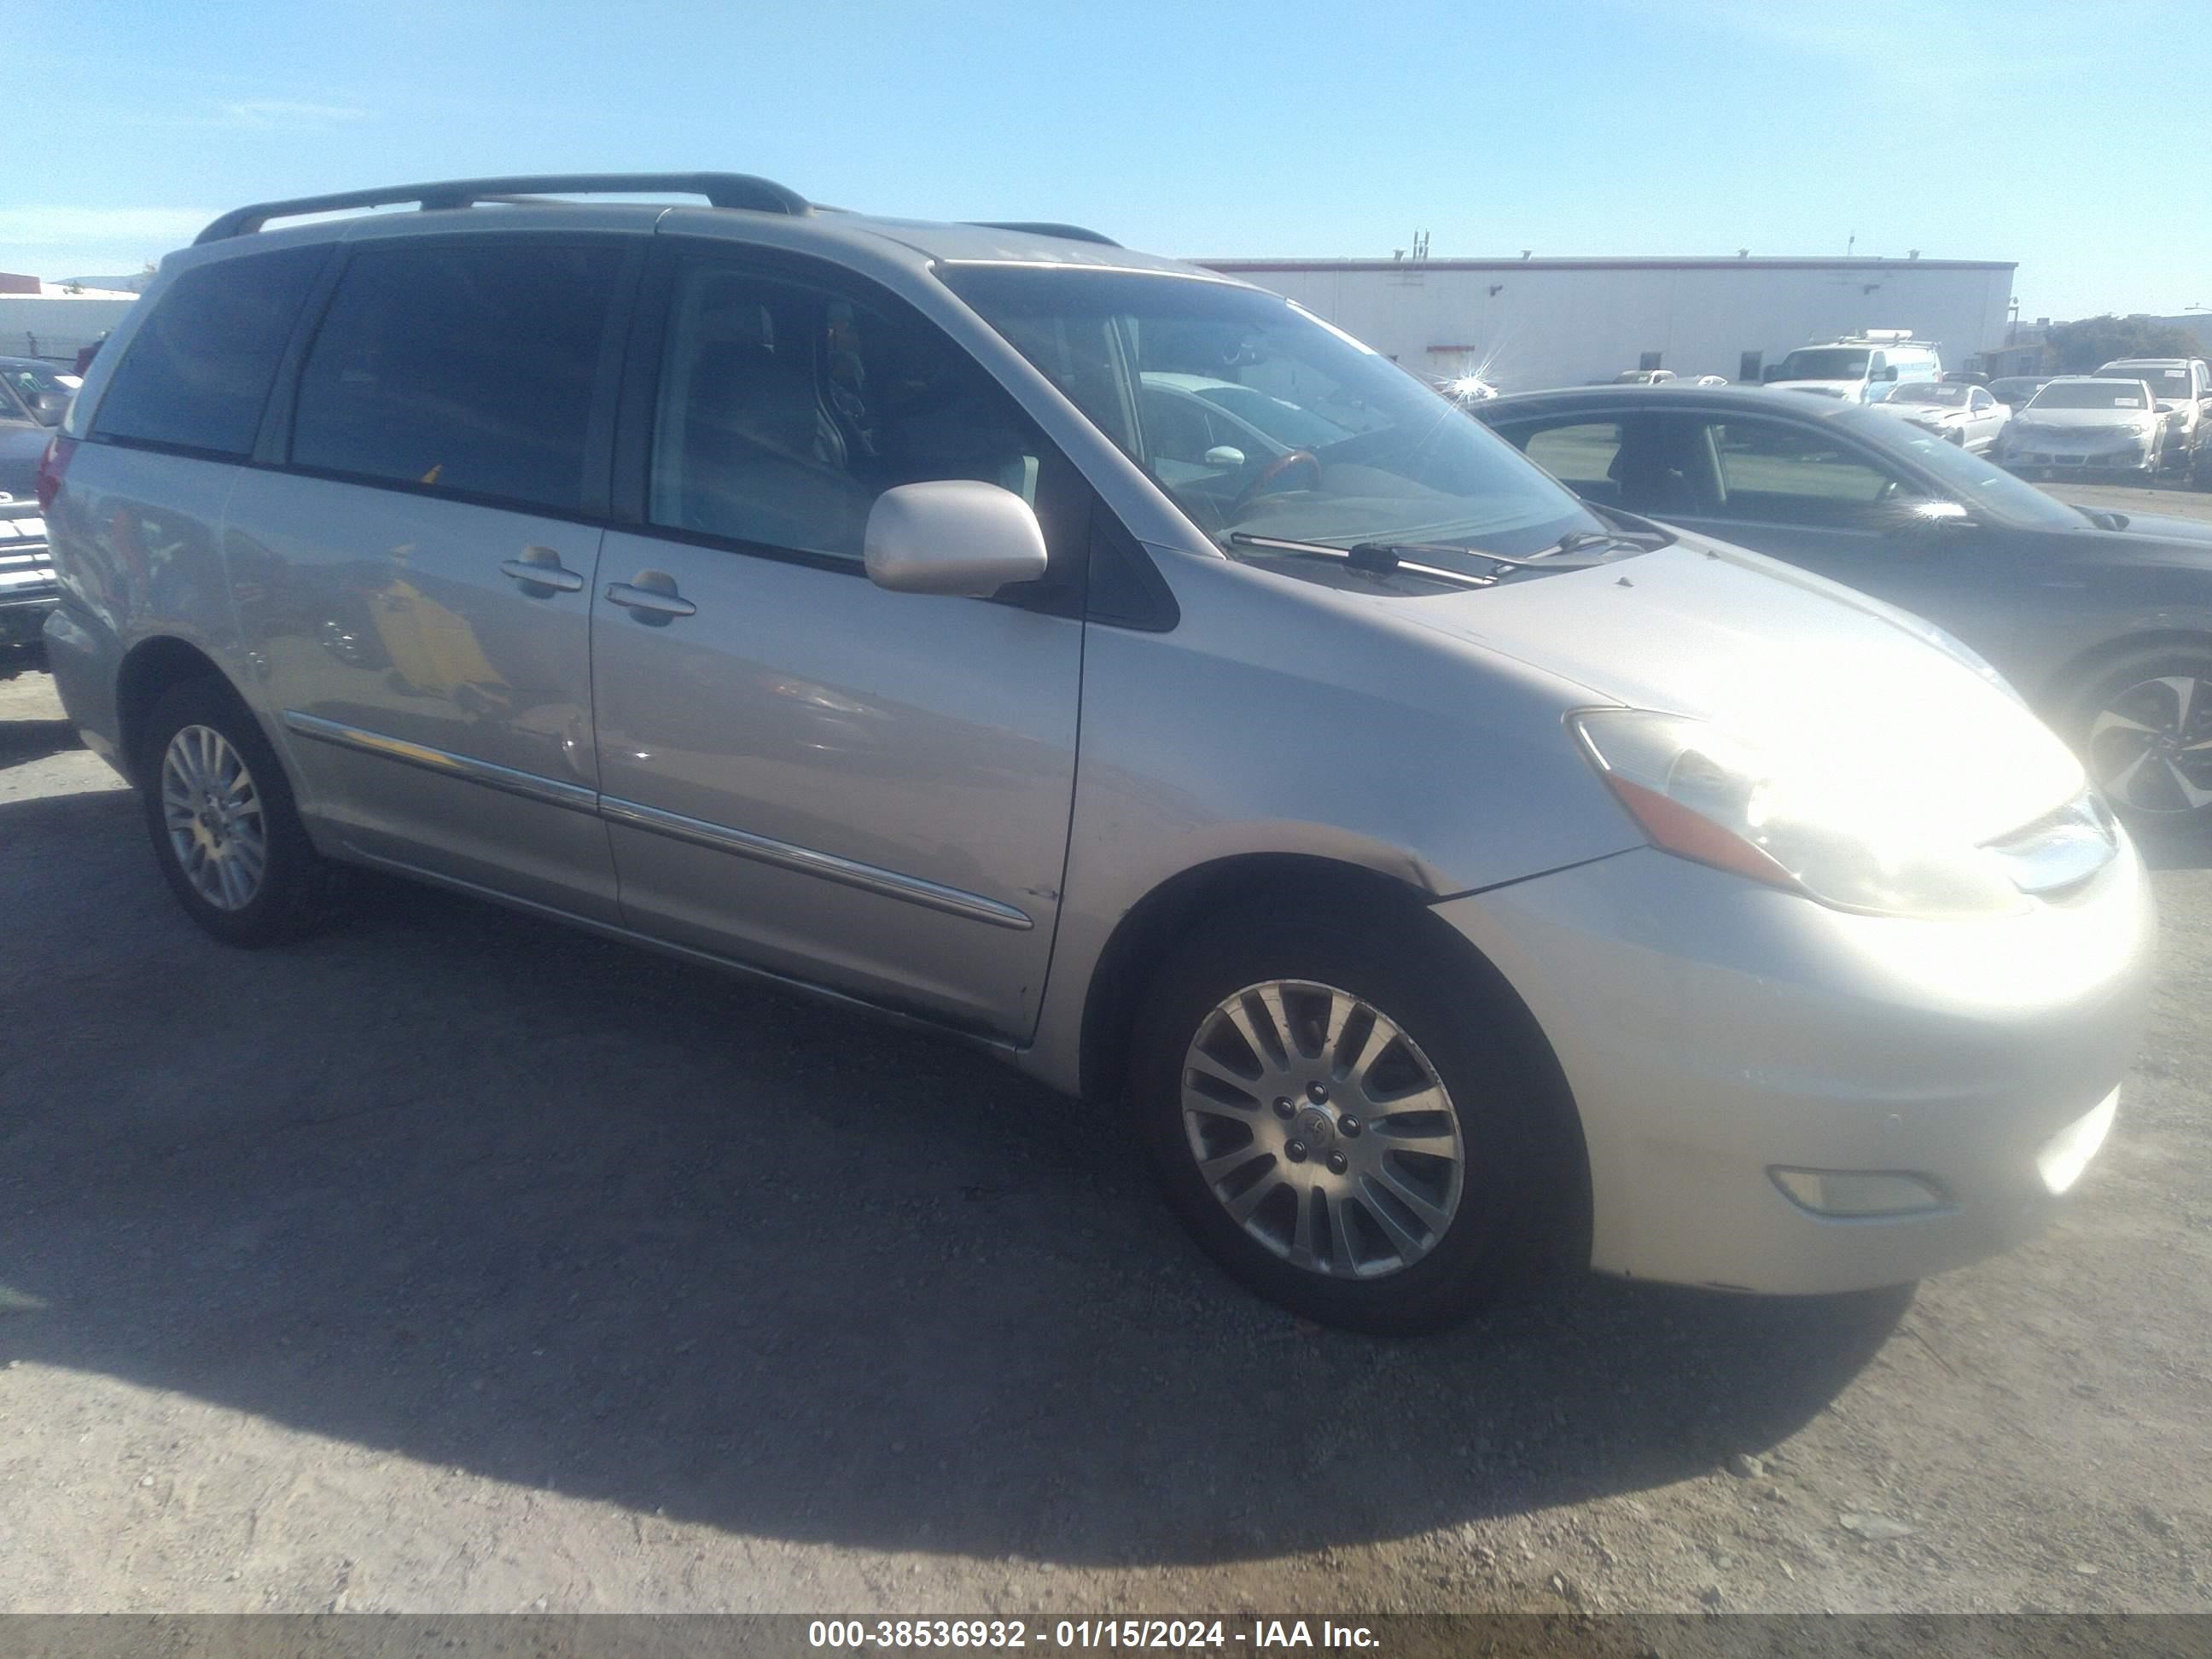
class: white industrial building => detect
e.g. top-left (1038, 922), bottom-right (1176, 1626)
top-left (0, 278), bottom-right (139, 365)
top-left (1200, 255), bottom-right (2017, 392)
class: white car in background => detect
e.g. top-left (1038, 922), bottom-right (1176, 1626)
top-left (1998, 376), bottom-right (2163, 478)
top-left (1762, 331), bottom-right (1942, 403)
top-left (1871, 380), bottom-right (2010, 452)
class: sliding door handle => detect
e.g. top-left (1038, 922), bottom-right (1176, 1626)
top-left (499, 549), bottom-right (585, 595)
top-left (605, 575), bottom-right (697, 620)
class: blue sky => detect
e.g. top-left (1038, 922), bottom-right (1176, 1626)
top-left (5, 0), bottom-right (2204, 319)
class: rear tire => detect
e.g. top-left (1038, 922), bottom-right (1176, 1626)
top-left (1129, 899), bottom-right (1578, 1335)
top-left (2067, 645), bottom-right (2212, 825)
top-left (137, 676), bottom-right (337, 946)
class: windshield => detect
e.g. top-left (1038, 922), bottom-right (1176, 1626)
top-left (2029, 381), bottom-right (2150, 410)
top-left (1836, 407), bottom-right (2086, 532)
top-left (942, 267), bottom-right (1604, 557)
top-left (1777, 348), bottom-right (1871, 381)
top-left (1891, 381), bottom-right (1966, 405)
top-left (2101, 364), bottom-right (2192, 401)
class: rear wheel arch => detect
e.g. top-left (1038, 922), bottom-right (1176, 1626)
top-left (115, 637), bottom-right (245, 785)
top-left (2040, 628), bottom-right (2212, 719)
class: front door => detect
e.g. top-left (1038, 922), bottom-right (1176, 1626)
top-left (588, 248), bottom-right (1086, 1037)
top-left (229, 234), bottom-right (633, 920)
top-left (1645, 410), bottom-right (2051, 676)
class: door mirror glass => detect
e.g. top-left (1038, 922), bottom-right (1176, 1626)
top-left (1908, 498), bottom-right (1976, 531)
top-left (864, 480), bottom-right (1047, 597)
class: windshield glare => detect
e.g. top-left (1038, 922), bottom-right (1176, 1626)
top-left (1892, 381), bottom-right (1966, 405)
top-left (2030, 381), bottom-right (2151, 410)
top-left (940, 267), bottom-right (1604, 559)
top-left (1778, 348), bottom-right (1871, 380)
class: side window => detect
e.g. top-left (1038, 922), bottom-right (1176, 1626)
top-left (649, 262), bottom-right (1055, 560)
top-left (1706, 420), bottom-right (1901, 528)
top-left (1969, 388), bottom-right (1993, 410)
top-left (291, 241), bottom-right (624, 515)
top-left (1518, 422), bottom-right (1626, 500)
top-left (1140, 385), bottom-right (1215, 464)
top-left (89, 247), bottom-right (325, 457)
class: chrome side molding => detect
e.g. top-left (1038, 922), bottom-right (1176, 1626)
top-left (281, 710), bottom-right (1033, 931)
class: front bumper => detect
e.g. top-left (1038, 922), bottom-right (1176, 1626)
top-left (2002, 435), bottom-right (2158, 474)
top-left (1435, 840), bottom-right (2154, 1295)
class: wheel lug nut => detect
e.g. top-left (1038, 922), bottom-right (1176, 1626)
top-left (1306, 1081), bottom-right (1329, 1104)
top-left (1338, 1115), bottom-right (1361, 1138)
top-left (1326, 1151), bottom-right (1348, 1175)
top-left (1272, 1097), bottom-right (1295, 1119)
top-left (1285, 1140), bottom-right (1308, 1163)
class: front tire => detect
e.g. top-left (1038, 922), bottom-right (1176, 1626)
top-left (138, 676), bottom-right (336, 946)
top-left (1130, 900), bottom-right (1577, 1334)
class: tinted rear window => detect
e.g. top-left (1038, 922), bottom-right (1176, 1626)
top-left (90, 247), bottom-right (326, 457)
top-left (290, 241), bottom-right (624, 515)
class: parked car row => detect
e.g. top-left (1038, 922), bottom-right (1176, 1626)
top-left (33, 173), bottom-right (2151, 1334)
top-left (0, 357), bottom-right (62, 647)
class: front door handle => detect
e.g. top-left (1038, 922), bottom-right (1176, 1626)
top-left (605, 572), bottom-right (697, 621)
top-left (500, 548), bottom-right (585, 595)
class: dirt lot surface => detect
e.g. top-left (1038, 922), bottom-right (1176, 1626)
top-left (3, 485), bottom-right (2211, 1617)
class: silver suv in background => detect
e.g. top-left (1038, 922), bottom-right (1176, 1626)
top-left (2093, 357), bottom-right (2211, 478)
top-left (38, 174), bottom-right (2151, 1332)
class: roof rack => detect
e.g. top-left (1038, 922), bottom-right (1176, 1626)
top-left (966, 221), bottom-right (1121, 247)
top-left (194, 172), bottom-right (811, 244)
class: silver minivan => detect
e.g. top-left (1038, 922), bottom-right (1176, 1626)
top-left (38, 175), bottom-right (2154, 1332)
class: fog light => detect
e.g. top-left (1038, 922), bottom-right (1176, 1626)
top-left (1770, 1168), bottom-right (1948, 1217)
top-left (2035, 1088), bottom-right (2117, 1195)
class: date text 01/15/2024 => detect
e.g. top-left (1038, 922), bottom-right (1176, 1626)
top-left (806, 1620), bottom-right (1382, 1650)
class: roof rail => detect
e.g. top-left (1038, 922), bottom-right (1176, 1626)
top-left (194, 172), bottom-right (811, 244)
top-left (966, 221), bottom-right (1121, 247)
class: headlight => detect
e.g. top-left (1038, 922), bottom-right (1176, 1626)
top-left (1571, 709), bottom-right (2029, 917)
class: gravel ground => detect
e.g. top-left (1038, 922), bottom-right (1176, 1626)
top-left (3, 486), bottom-right (2211, 1615)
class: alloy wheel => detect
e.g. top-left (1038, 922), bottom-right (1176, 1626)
top-left (1180, 979), bottom-right (1464, 1278)
top-left (2087, 673), bottom-right (2212, 814)
top-left (160, 723), bottom-right (269, 910)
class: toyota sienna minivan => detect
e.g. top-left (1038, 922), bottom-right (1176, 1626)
top-left (38, 174), bottom-right (2153, 1332)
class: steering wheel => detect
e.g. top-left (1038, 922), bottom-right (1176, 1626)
top-left (1232, 448), bottom-right (1323, 514)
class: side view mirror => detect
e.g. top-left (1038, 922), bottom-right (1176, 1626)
top-left (1911, 499), bottom-right (1977, 533)
top-left (31, 391), bottom-right (69, 423)
top-left (1878, 366), bottom-right (1900, 381)
top-left (864, 479), bottom-right (1047, 598)
top-left (1203, 445), bottom-right (1246, 469)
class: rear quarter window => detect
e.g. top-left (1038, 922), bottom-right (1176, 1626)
top-left (89, 247), bottom-right (327, 457)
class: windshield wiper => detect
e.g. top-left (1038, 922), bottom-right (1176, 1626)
top-left (1225, 533), bottom-right (1497, 589)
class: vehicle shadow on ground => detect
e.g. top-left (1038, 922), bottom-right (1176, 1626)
top-left (0, 785), bottom-right (1907, 1567)
top-left (0, 716), bottom-right (81, 767)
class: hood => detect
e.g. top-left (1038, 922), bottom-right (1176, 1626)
top-left (1873, 399), bottom-right (1965, 421)
top-left (1765, 379), bottom-right (1860, 399)
top-left (1391, 534), bottom-right (2085, 843)
top-left (2013, 405), bottom-right (2158, 429)
top-left (2084, 509), bottom-right (2212, 549)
